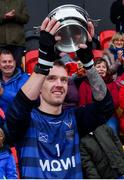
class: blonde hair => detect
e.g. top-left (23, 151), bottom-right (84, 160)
top-left (109, 32), bottom-right (124, 48)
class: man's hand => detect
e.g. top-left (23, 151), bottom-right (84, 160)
top-left (117, 50), bottom-right (124, 63)
top-left (34, 17), bottom-right (61, 75)
top-left (76, 21), bottom-right (94, 70)
top-left (0, 128), bottom-right (5, 147)
top-left (40, 17), bottom-right (60, 36)
top-left (4, 9), bottom-right (15, 19)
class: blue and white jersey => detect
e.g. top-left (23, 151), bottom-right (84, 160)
top-left (5, 90), bottom-right (114, 179)
top-left (18, 108), bottom-right (82, 179)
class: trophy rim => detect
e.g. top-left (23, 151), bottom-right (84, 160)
top-left (48, 4), bottom-right (90, 21)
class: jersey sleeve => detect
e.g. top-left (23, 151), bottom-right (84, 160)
top-left (75, 90), bottom-right (114, 137)
top-left (4, 89), bottom-right (39, 143)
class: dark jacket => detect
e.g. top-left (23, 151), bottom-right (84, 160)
top-left (0, 109), bottom-right (17, 179)
top-left (0, 0), bottom-right (29, 47)
top-left (110, 0), bottom-right (124, 32)
top-left (80, 124), bottom-right (124, 179)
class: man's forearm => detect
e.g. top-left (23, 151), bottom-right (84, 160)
top-left (86, 66), bottom-right (107, 101)
top-left (22, 72), bottom-right (46, 100)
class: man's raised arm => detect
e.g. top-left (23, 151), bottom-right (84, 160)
top-left (22, 17), bottom-right (60, 100)
top-left (76, 22), bottom-right (107, 101)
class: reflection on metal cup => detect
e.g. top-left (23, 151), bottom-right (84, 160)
top-left (48, 4), bottom-right (90, 52)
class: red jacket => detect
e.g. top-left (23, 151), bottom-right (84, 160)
top-left (79, 79), bottom-right (119, 109)
top-left (79, 79), bottom-right (92, 106)
top-left (118, 77), bottom-right (124, 133)
top-left (65, 62), bottom-right (78, 76)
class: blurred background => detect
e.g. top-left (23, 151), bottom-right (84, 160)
top-left (25, 0), bottom-right (115, 35)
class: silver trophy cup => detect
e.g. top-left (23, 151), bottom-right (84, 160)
top-left (48, 4), bottom-right (90, 52)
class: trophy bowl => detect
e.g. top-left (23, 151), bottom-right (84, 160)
top-left (48, 4), bottom-right (90, 53)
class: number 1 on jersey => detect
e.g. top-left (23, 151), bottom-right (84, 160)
top-left (55, 144), bottom-right (60, 157)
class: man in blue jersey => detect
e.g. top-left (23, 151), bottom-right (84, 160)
top-left (0, 17), bottom-right (114, 179)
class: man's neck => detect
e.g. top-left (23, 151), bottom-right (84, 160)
top-left (39, 103), bottom-right (62, 115)
top-left (2, 71), bottom-right (14, 82)
top-left (2, 75), bottom-right (11, 82)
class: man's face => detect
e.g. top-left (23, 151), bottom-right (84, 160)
top-left (0, 53), bottom-right (16, 77)
top-left (41, 65), bottom-right (68, 107)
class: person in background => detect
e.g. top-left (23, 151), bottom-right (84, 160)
top-left (102, 32), bottom-right (124, 77)
top-left (60, 52), bottom-right (78, 77)
top-left (0, 17), bottom-right (114, 179)
top-left (60, 52), bottom-right (86, 89)
top-left (95, 59), bottom-right (119, 133)
top-left (110, 0), bottom-right (124, 33)
top-left (0, 108), bottom-right (18, 179)
top-left (80, 124), bottom-right (124, 179)
top-left (0, 49), bottom-right (27, 178)
top-left (118, 76), bottom-right (124, 134)
top-left (60, 53), bottom-right (82, 110)
top-left (0, 0), bottom-right (29, 67)
top-left (63, 77), bottom-right (79, 110)
top-left (79, 58), bottom-right (119, 134)
top-left (0, 49), bottom-right (29, 114)
top-left (109, 32), bottom-right (124, 60)
top-left (109, 32), bottom-right (124, 76)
